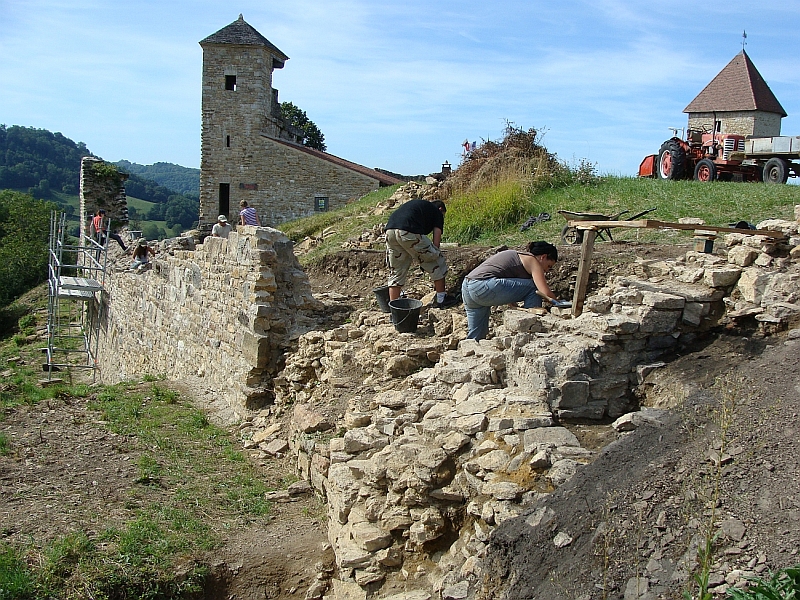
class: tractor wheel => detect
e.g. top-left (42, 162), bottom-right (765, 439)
top-left (561, 226), bottom-right (583, 246)
top-left (693, 158), bottom-right (717, 182)
top-left (763, 158), bottom-right (789, 184)
top-left (657, 139), bottom-right (686, 180)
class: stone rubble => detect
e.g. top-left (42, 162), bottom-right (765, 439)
top-left (241, 211), bottom-right (800, 599)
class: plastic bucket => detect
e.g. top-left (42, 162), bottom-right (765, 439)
top-left (389, 298), bottom-right (423, 333)
top-left (373, 286), bottom-right (391, 313)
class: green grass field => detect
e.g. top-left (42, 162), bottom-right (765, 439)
top-left (281, 176), bottom-right (800, 264)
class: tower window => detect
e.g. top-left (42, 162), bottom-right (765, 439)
top-left (226, 135), bottom-right (230, 148)
top-left (314, 195), bottom-right (329, 212)
top-left (225, 75), bottom-right (237, 91)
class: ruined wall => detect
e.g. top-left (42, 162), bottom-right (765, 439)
top-left (96, 227), bottom-right (318, 416)
top-left (687, 111), bottom-right (782, 137)
top-left (79, 156), bottom-right (129, 239)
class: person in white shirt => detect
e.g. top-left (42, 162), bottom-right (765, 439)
top-left (212, 215), bottom-right (232, 239)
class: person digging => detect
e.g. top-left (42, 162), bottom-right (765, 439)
top-left (384, 199), bottom-right (459, 309)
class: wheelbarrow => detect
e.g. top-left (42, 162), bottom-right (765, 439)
top-left (558, 208), bottom-right (657, 245)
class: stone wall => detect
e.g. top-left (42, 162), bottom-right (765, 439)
top-left (79, 157), bottom-right (129, 239)
top-left (95, 226), bottom-right (318, 416)
top-left (687, 111), bottom-right (782, 137)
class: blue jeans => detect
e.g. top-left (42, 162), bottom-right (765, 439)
top-left (461, 277), bottom-right (542, 340)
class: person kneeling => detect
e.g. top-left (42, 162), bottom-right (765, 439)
top-left (461, 241), bottom-right (561, 340)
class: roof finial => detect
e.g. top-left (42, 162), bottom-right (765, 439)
top-left (742, 30), bottom-right (747, 52)
top-left (238, 13), bottom-right (244, 21)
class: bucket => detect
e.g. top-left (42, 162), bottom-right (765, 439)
top-left (388, 298), bottom-right (423, 333)
top-left (373, 286), bottom-right (391, 313)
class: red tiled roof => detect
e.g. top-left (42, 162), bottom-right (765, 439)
top-left (684, 51), bottom-right (786, 116)
top-left (266, 136), bottom-right (403, 186)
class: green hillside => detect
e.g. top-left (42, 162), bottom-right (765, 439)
top-left (115, 160), bottom-right (200, 196)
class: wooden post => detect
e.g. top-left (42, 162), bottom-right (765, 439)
top-left (571, 228), bottom-right (597, 317)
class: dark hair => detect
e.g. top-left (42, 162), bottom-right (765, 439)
top-left (526, 241), bottom-right (558, 261)
top-left (430, 200), bottom-right (446, 213)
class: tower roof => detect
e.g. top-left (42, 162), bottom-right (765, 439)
top-left (683, 51), bottom-right (786, 117)
top-left (200, 14), bottom-right (289, 64)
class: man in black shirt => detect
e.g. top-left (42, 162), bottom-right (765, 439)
top-left (385, 199), bottom-right (458, 308)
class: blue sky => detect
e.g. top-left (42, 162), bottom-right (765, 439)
top-left (2, 0), bottom-right (799, 177)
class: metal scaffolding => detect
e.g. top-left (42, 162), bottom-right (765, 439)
top-left (44, 211), bottom-right (110, 379)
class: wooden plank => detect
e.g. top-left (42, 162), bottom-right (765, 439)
top-left (59, 276), bottom-right (103, 292)
top-left (571, 228), bottom-right (597, 317)
top-left (568, 219), bottom-right (786, 238)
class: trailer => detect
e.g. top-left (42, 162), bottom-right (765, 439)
top-left (639, 131), bottom-right (800, 184)
top-left (743, 136), bottom-right (800, 183)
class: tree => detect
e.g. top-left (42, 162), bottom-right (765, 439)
top-left (280, 102), bottom-right (326, 151)
top-left (0, 190), bottom-right (56, 305)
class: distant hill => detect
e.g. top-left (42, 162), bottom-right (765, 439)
top-left (115, 160), bottom-right (200, 197)
top-left (0, 124), bottom-right (90, 196)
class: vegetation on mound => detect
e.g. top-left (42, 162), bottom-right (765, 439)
top-left (281, 124), bottom-right (799, 263)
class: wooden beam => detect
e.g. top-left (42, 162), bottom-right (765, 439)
top-left (571, 228), bottom-right (597, 317)
top-left (568, 219), bottom-right (786, 238)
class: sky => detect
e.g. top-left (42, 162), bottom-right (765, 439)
top-left (2, 0), bottom-right (799, 177)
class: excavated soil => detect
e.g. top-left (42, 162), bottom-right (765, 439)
top-left (2, 240), bottom-right (797, 600)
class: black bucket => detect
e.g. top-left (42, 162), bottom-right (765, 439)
top-left (389, 298), bottom-right (423, 333)
top-left (373, 286), bottom-right (391, 313)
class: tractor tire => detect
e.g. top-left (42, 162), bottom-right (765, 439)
top-left (763, 158), bottom-right (789, 184)
top-left (693, 158), bottom-right (717, 182)
top-left (657, 139), bottom-right (686, 180)
top-left (560, 225), bottom-right (583, 246)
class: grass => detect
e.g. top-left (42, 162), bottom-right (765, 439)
top-left (0, 297), bottom-right (273, 598)
top-left (278, 176), bottom-right (799, 263)
top-left (726, 565), bottom-right (800, 598)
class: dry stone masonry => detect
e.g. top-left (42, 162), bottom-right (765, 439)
top-left (237, 212), bottom-right (800, 600)
top-left (96, 226), bottom-right (319, 417)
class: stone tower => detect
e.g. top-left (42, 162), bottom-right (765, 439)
top-left (199, 16), bottom-right (400, 228)
top-left (199, 15), bottom-right (297, 225)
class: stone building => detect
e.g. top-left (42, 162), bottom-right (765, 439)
top-left (199, 15), bottom-right (400, 228)
top-left (684, 50), bottom-right (787, 137)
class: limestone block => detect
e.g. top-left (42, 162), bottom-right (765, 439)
top-left (374, 390), bottom-right (408, 409)
top-left (311, 452), bottom-right (330, 478)
top-left (442, 581), bottom-right (469, 600)
top-left (557, 380), bottom-right (589, 408)
top-left (408, 510), bottom-right (445, 545)
top-left (737, 268), bottom-right (771, 304)
top-left (556, 402), bottom-right (606, 420)
top-left (262, 438), bottom-right (289, 455)
top-left (344, 412), bottom-right (372, 429)
top-left (529, 450), bottom-right (551, 469)
top-left (332, 578), bottom-right (367, 600)
top-left (381, 505), bottom-right (413, 530)
top-left (547, 459), bottom-right (580, 486)
top-left (764, 302), bottom-right (800, 321)
top-left (641, 291), bottom-right (685, 310)
top-left (423, 401), bottom-right (455, 421)
top-left (482, 481), bottom-right (522, 501)
top-left (704, 266), bottom-right (742, 288)
top-left (475, 450), bottom-right (511, 472)
top-left (429, 483), bottom-right (465, 502)
top-left (293, 403), bottom-right (333, 433)
top-left (637, 307), bottom-right (680, 334)
top-left (513, 415), bottom-right (554, 430)
top-left (682, 302), bottom-right (710, 326)
top-left (344, 426), bottom-right (389, 454)
top-left (487, 417), bottom-right (514, 431)
top-left (386, 355), bottom-right (418, 378)
top-left (351, 522), bottom-right (393, 552)
top-left (522, 427), bottom-right (580, 452)
top-left (381, 591), bottom-right (431, 600)
top-left (610, 289), bottom-right (643, 306)
top-left (584, 294), bottom-right (612, 314)
top-left (241, 331), bottom-right (270, 368)
top-left (763, 272), bottom-right (800, 305)
top-left (754, 253), bottom-right (773, 267)
top-left (525, 506), bottom-right (556, 529)
top-left (503, 310), bottom-right (546, 334)
top-left (436, 431), bottom-right (471, 455)
top-left (376, 546), bottom-right (404, 567)
top-left (604, 314), bottom-right (640, 335)
top-left (454, 413), bottom-right (487, 435)
top-left (436, 363), bottom-right (473, 384)
top-left (354, 568), bottom-right (384, 586)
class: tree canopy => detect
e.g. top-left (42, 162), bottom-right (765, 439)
top-left (280, 102), bottom-right (326, 152)
top-left (0, 190), bottom-right (56, 306)
top-left (0, 125), bottom-right (90, 196)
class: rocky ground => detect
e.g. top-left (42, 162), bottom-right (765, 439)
top-left (1, 239), bottom-right (798, 600)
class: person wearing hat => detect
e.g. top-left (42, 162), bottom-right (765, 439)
top-left (212, 215), bottom-right (232, 239)
top-left (130, 238), bottom-right (155, 272)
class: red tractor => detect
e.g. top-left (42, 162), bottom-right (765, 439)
top-left (639, 129), bottom-right (760, 182)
